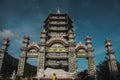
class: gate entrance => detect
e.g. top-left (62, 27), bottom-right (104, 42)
top-left (17, 9), bottom-right (96, 77)
top-left (77, 58), bottom-right (88, 72)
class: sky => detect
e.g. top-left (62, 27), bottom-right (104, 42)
top-left (0, 0), bottom-right (120, 72)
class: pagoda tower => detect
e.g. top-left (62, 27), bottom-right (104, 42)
top-left (17, 8), bottom-right (96, 76)
top-left (38, 8), bottom-right (76, 72)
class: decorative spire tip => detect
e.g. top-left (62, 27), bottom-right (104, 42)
top-left (57, 7), bottom-right (61, 14)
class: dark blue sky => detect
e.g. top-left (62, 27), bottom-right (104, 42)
top-left (0, 0), bottom-right (120, 71)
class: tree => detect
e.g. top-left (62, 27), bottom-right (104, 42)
top-left (24, 63), bottom-right (37, 79)
top-left (15, 75), bottom-right (21, 80)
top-left (77, 70), bottom-right (94, 80)
top-left (96, 60), bottom-right (120, 80)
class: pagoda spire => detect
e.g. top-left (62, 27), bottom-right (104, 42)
top-left (56, 7), bottom-right (61, 14)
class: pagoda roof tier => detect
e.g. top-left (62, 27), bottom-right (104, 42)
top-left (43, 23), bottom-right (73, 28)
top-left (44, 14), bottom-right (72, 24)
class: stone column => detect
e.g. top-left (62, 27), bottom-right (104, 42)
top-left (69, 46), bottom-right (76, 72)
top-left (0, 38), bottom-right (9, 74)
top-left (85, 36), bottom-right (95, 76)
top-left (37, 47), bottom-right (45, 71)
top-left (17, 36), bottom-right (30, 76)
top-left (37, 29), bottom-right (46, 72)
top-left (68, 29), bottom-right (76, 73)
top-left (105, 38), bottom-right (118, 72)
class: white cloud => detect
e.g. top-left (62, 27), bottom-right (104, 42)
top-left (0, 29), bottom-right (15, 39)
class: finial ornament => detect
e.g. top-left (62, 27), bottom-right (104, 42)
top-left (79, 41), bottom-right (82, 45)
top-left (57, 7), bottom-right (60, 14)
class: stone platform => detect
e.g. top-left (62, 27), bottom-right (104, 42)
top-left (32, 78), bottom-right (80, 80)
top-left (37, 68), bottom-right (76, 78)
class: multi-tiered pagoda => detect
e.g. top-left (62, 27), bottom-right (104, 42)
top-left (0, 8), bottom-right (119, 79)
top-left (40, 8), bottom-right (76, 72)
top-left (15, 8), bottom-right (118, 78)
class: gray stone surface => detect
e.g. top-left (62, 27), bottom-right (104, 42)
top-left (37, 68), bottom-right (76, 78)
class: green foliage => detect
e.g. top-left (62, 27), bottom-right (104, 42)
top-left (77, 60), bottom-right (120, 80)
top-left (117, 61), bottom-right (120, 72)
top-left (15, 75), bottom-right (21, 80)
top-left (77, 70), bottom-right (94, 80)
top-left (24, 63), bottom-right (37, 78)
top-left (0, 54), bottom-right (18, 79)
top-left (96, 60), bottom-right (110, 80)
top-left (96, 60), bottom-right (120, 80)
top-left (0, 54), bottom-right (37, 79)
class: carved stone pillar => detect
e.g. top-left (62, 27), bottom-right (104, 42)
top-left (17, 36), bottom-right (30, 76)
top-left (68, 29), bottom-right (76, 73)
top-left (37, 29), bottom-right (46, 71)
top-left (69, 46), bottom-right (76, 72)
top-left (86, 36), bottom-right (95, 76)
top-left (105, 38), bottom-right (118, 72)
top-left (37, 47), bottom-right (45, 71)
top-left (0, 38), bottom-right (9, 74)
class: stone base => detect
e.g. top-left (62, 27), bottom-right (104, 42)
top-left (37, 68), bottom-right (76, 78)
top-left (32, 78), bottom-right (80, 80)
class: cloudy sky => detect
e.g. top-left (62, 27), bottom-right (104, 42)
top-left (0, 0), bottom-right (120, 72)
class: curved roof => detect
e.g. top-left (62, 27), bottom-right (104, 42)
top-left (75, 41), bottom-right (87, 51)
top-left (46, 38), bottom-right (68, 46)
top-left (28, 41), bottom-right (40, 51)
